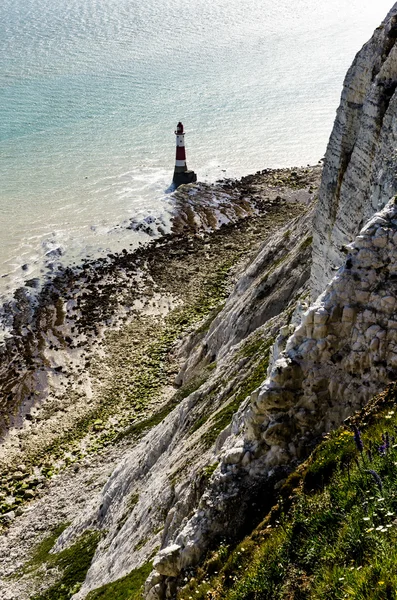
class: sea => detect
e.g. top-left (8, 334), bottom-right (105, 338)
top-left (0, 0), bottom-right (393, 308)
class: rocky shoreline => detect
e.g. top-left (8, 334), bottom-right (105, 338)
top-left (0, 165), bottom-right (320, 599)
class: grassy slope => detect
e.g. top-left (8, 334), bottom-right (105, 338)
top-left (13, 522), bottom-right (152, 600)
top-left (13, 524), bottom-right (101, 600)
top-left (178, 384), bottom-right (397, 600)
top-left (84, 562), bottom-right (153, 600)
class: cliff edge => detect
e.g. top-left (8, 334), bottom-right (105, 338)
top-left (312, 2), bottom-right (397, 296)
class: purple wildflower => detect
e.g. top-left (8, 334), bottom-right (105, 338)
top-left (366, 469), bottom-right (383, 491)
top-left (379, 436), bottom-right (387, 456)
top-left (353, 425), bottom-right (364, 453)
top-left (379, 445), bottom-right (387, 456)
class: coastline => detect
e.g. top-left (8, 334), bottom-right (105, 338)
top-left (0, 166), bottom-right (320, 535)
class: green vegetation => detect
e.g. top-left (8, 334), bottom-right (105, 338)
top-left (0, 471), bottom-right (43, 516)
top-left (85, 561), bottom-right (153, 600)
top-left (118, 366), bottom-right (215, 443)
top-left (23, 523), bottom-right (69, 572)
top-left (117, 493), bottom-right (140, 532)
top-left (134, 537), bottom-right (148, 552)
top-left (195, 303), bottom-right (226, 335)
top-left (300, 235), bottom-right (313, 251)
top-left (178, 387), bottom-right (397, 600)
top-left (200, 340), bottom-right (273, 447)
top-left (23, 527), bottom-right (101, 600)
top-left (128, 493), bottom-right (139, 508)
top-left (54, 257), bottom-right (232, 447)
top-left (202, 463), bottom-right (220, 480)
top-left (237, 333), bottom-right (273, 360)
top-left (0, 178), bottom-right (307, 520)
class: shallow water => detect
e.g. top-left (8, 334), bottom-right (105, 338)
top-left (0, 0), bottom-right (393, 301)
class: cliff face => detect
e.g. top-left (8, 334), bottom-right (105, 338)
top-left (61, 184), bottom-right (397, 600)
top-left (312, 3), bottom-right (397, 297)
top-left (56, 205), bottom-right (315, 600)
top-left (144, 198), bottom-right (397, 599)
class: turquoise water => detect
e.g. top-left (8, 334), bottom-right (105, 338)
top-left (0, 0), bottom-right (393, 299)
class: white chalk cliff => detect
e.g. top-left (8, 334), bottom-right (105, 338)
top-left (52, 5), bottom-right (397, 599)
top-left (60, 204), bottom-right (315, 599)
top-left (312, 3), bottom-right (397, 296)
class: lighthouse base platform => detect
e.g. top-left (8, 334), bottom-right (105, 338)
top-left (173, 170), bottom-right (197, 188)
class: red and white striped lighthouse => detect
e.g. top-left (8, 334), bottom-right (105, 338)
top-left (174, 121), bottom-right (187, 173)
top-left (173, 122), bottom-right (197, 187)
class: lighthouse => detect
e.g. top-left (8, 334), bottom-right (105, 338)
top-left (173, 122), bottom-right (197, 188)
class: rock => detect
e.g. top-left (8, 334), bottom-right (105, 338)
top-left (153, 545), bottom-right (182, 577)
top-left (381, 296), bottom-right (396, 312)
top-left (313, 324), bottom-right (328, 339)
top-left (7, 11), bottom-right (397, 600)
top-left (313, 308), bottom-right (329, 324)
top-left (23, 489), bottom-right (35, 499)
top-left (342, 306), bottom-right (356, 323)
top-left (223, 446), bottom-right (245, 465)
top-left (373, 229), bottom-right (388, 248)
top-left (145, 571), bottom-right (164, 600)
top-left (262, 422), bottom-right (291, 446)
top-left (146, 584), bottom-right (165, 600)
top-left (1, 511), bottom-right (15, 524)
